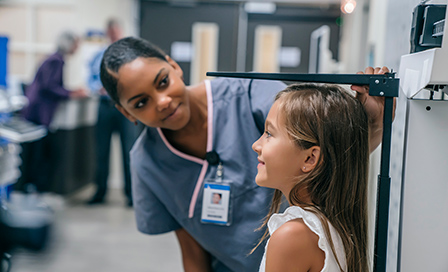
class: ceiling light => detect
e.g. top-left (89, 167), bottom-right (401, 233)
top-left (341, 0), bottom-right (356, 14)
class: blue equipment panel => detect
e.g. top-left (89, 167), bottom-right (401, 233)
top-left (0, 36), bottom-right (8, 88)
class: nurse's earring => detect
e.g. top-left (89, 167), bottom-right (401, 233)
top-left (303, 166), bottom-right (306, 171)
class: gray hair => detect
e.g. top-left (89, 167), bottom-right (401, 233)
top-left (107, 18), bottom-right (122, 29)
top-left (56, 31), bottom-right (78, 54)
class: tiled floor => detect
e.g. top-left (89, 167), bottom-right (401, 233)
top-left (7, 185), bottom-right (183, 272)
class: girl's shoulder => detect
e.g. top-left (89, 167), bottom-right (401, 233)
top-left (268, 206), bottom-right (322, 234)
top-left (267, 206), bottom-right (346, 272)
top-left (267, 217), bottom-right (324, 271)
top-left (270, 217), bottom-right (321, 252)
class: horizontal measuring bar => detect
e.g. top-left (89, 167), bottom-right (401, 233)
top-left (206, 72), bottom-right (399, 97)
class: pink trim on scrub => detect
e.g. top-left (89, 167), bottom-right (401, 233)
top-left (157, 80), bottom-right (213, 218)
top-left (157, 127), bottom-right (204, 165)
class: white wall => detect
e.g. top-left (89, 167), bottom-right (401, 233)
top-left (339, 0), bottom-right (370, 73)
top-left (0, 0), bottom-right (139, 85)
top-left (340, 0), bottom-right (421, 72)
top-left (366, 0), bottom-right (389, 67)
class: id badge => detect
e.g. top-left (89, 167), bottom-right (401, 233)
top-left (201, 180), bottom-right (232, 226)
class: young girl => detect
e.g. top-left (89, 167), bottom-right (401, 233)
top-left (252, 83), bottom-right (370, 272)
top-left (100, 36), bottom-right (387, 271)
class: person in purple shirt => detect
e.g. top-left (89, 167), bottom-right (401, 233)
top-left (23, 31), bottom-right (87, 127)
top-left (21, 30), bottom-right (87, 192)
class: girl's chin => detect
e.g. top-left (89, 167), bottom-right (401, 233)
top-left (255, 177), bottom-right (266, 187)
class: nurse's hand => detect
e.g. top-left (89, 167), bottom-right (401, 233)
top-left (351, 66), bottom-right (396, 153)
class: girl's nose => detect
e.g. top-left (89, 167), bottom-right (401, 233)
top-left (252, 138), bottom-right (261, 153)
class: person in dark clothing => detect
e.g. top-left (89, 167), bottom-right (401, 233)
top-left (21, 30), bottom-right (87, 192)
top-left (86, 19), bottom-right (140, 207)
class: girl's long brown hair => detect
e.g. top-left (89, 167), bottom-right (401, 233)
top-left (253, 84), bottom-right (370, 272)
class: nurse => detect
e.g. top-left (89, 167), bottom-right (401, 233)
top-left (100, 36), bottom-right (389, 271)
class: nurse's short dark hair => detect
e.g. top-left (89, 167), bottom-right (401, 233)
top-left (100, 36), bottom-right (167, 104)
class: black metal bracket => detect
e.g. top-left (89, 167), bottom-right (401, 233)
top-left (207, 72), bottom-right (399, 97)
top-left (206, 71), bottom-right (399, 272)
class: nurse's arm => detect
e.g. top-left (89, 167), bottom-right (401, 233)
top-left (175, 228), bottom-right (211, 272)
top-left (351, 66), bottom-right (396, 153)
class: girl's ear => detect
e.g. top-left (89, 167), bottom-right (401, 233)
top-left (115, 104), bottom-right (137, 124)
top-left (302, 146), bottom-right (320, 173)
top-left (165, 55), bottom-right (184, 81)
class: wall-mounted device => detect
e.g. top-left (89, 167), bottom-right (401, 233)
top-left (393, 1), bottom-right (448, 271)
top-left (410, 2), bottom-right (446, 53)
top-left (401, 1), bottom-right (448, 98)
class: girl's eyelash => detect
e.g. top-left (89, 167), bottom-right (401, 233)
top-left (265, 130), bottom-right (272, 138)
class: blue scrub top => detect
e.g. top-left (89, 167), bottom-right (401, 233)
top-left (130, 77), bottom-right (286, 271)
